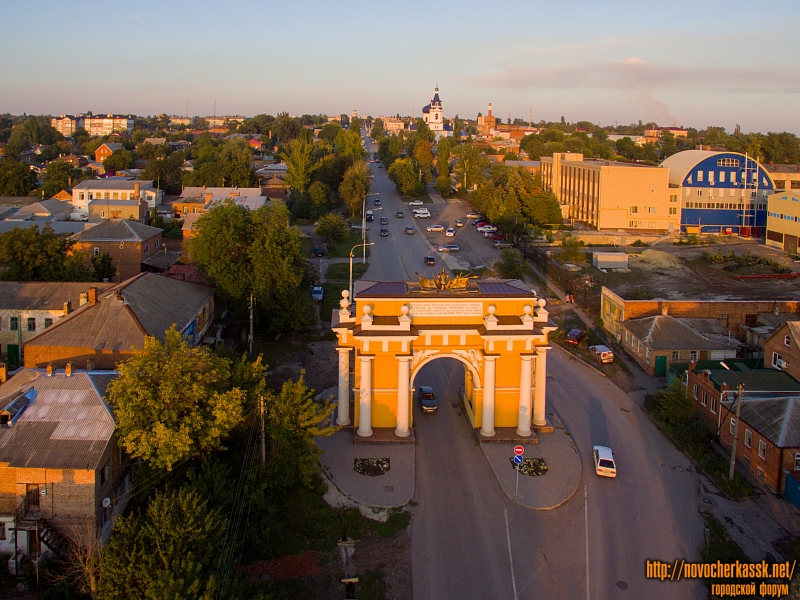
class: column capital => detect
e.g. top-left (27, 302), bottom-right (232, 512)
top-left (359, 354), bottom-right (376, 362)
top-left (483, 354), bottom-right (499, 362)
top-left (336, 346), bottom-right (352, 354)
top-left (534, 346), bottom-right (552, 353)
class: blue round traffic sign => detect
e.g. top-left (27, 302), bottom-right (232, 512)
top-left (513, 455), bottom-right (524, 465)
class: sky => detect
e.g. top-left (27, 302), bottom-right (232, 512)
top-left (2, 0), bottom-right (800, 134)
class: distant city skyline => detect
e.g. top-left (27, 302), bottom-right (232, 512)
top-left (2, 0), bottom-right (800, 133)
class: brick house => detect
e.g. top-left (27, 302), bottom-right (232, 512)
top-left (23, 272), bottom-right (216, 370)
top-left (70, 219), bottom-right (164, 282)
top-left (686, 360), bottom-right (800, 492)
top-left (0, 283), bottom-right (109, 366)
top-left (764, 321), bottom-right (800, 382)
top-left (87, 198), bottom-right (148, 222)
top-left (620, 314), bottom-right (737, 376)
top-left (0, 367), bottom-right (129, 569)
top-left (94, 143), bottom-right (122, 164)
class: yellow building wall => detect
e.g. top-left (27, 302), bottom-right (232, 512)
top-left (598, 167), bottom-right (676, 231)
top-left (765, 192), bottom-right (800, 249)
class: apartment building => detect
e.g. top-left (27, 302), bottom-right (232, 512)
top-left (71, 180), bottom-right (162, 215)
top-left (541, 152), bottom-right (679, 233)
top-left (50, 115), bottom-right (82, 137)
top-left (83, 114), bottom-right (134, 136)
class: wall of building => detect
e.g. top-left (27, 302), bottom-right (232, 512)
top-left (0, 309), bottom-right (67, 363)
top-left (23, 346), bottom-right (134, 370)
top-left (765, 192), bottom-right (800, 253)
top-left (763, 323), bottom-right (800, 381)
top-left (72, 234), bottom-right (158, 282)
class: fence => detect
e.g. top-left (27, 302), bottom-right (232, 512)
top-left (527, 247), bottom-right (603, 318)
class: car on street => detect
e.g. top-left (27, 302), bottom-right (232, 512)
top-left (473, 219), bottom-right (489, 227)
top-left (396, 211), bottom-right (404, 217)
top-left (589, 345), bottom-right (615, 364)
top-left (593, 445), bottom-right (617, 477)
top-left (493, 240), bottom-right (513, 249)
top-left (312, 286), bottom-right (324, 302)
top-left (438, 243), bottom-right (460, 252)
top-left (374, 198), bottom-right (381, 206)
top-left (409, 200), bottom-right (424, 206)
top-left (405, 226), bottom-right (415, 235)
top-left (312, 246), bottom-right (324, 257)
top-left (380, 216), bottom-right (388, 225)
top-left (564, 328), bottom-right (588, 345)
top-left (466, 211), bottom-right (481, 219)
top-left (424, 256), bottom-right (436, 265)
top-left (477, 224), bottom-right (498, 233)
top-left (445, 228), bottom-right (456, 237)
top-left (378, 164), bottom-right (383, 168)
top-left (414, 211), bottom-right (432, 218)
top-left (455, 219), bottom-right (464, 227)
top-left (418, 385), bottom-right (438, 413)
top-left (485, 232), bottom-right (505, 240)
top-left (380, 227), bottom-right (389, 236)
top-left (426, 224), bottom-right (444, 232)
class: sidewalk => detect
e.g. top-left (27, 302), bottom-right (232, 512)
top-left (480, 410), bottom-right (582, 510)
top-left (317, 429), bottom-right (415, 509)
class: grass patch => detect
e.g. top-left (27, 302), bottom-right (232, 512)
top-left (369, 510), bottom-right (411, 538)
top-left (327, 231), bottom-right (372, 258)
top-left (630, 239), bottom-right (648, 247)
top-left (357, 565), bottom-right (389, 600)
top-left (326, 262), bottom-right (368, 281)
top-left (321, 282), bottom-right (347, 320)
top-left (699, 512), bottom-right (761, 592)
top-left (673, 234), bottom-right (706, 245)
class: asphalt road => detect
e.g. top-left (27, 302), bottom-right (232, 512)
top-left (362, 140), bottom-right (706, 599)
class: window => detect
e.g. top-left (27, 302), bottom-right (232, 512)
top-left (794, 453), bottom-right (800, 470)
top-left (744, 429), bottom-right (752, 449)
top-left (629, 221), bottom-right (638, 228)
top-left (669, 207), bottom-right (677, 215)
top-left (79, 193), bottom-right (85, 200)
top-left (701, 390), bottom-right (707, 406)
top-left (155, 238), bottom-right (159, 248)
top-left (99, 460), bottom-right (111, 486)
top-left (785, 335), bottom-right (791, 347)
top-left (710, 397), bottom-right (717, 414)
top-left (670, 195), bottom-right (677, 203)
top-left (719, 172), bottom-right (726, 183)
top-left (792, 181), bottom-right (800, 189)
top-left (708, 171), bottom-right (714, 184)
top-left (144, 244), bottom-right (149, 254)
top-left (44, 318), bottom-right (52, 328)
top-left (730, 417), bottom-right (737, 435)
top-left (772, 352), bottom-right (783, 367)
top-left (697, 171), bottom-right (704, 182)
top-left (645, 348), bottom-right (651, 363)
top-left (697, 190), bottom-right (703, 196)
top-left (758, 439), bottom-right (766, 460)
top-left (93, 247), bottom-right (100, 257)
top-left (649, 207), bottom-right (657, 214)
top-left (9, 317), bottom-right (18, 331)
top-left (183, 206), bottom-right (188, 214)
top-left (112, 192), bottom-right (118, 199)
top-left (629, 206), bottom-right (638, 214)
top-left (100, 211), bottom-right (105, 218)
top-left (27, 318), bottom-right (35, 332)
top-left (672, 351), bottom-right (679, 361)
top-left (717, 158), bottom-right (740, 167)
top-left (690, 350), bottom-right (698, 361)
top-left (756, 467), bottom-right (764, 481)
top-left (775, 180), bottom-right (786, 190)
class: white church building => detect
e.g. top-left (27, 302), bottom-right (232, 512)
top-left (421, 87), bottom-right (453, 139)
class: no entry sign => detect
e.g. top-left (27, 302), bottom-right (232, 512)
top-left (514, 445), bottom-right (525, 455)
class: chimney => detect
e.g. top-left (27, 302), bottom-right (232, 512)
top-left (86, 358), bottom-right (95, 371)
top-left (488, 103), bottom-right (493, 117)
top-left (63, 301), bottom-right (70, 316)
top-left (79, 292), bottom-right (88, 306)
top-left (65, 361), bottom-right (73, 377)
top-left (688, 359), bottom-right (698, 373)
top-left (46, 363), bottom-right (54, 377)
top-left (205, 192), bottom-right (213, 202)
top-left (0, 363), bottom-right (6, 384)
top-left (88, 287), bottom-right (97, 306)
top-left (661, 303), bottom-right (669, 316)
top-left (133, 182), bottom-right (140, 197)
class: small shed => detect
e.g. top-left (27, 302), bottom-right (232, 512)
top-left (593, 252), bottom-right (628, 270)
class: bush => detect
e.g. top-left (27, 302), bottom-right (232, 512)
top-left (630, 239), bottom-right (647, 247)
top-left (495, 249), bottom-right (526, 279)
top-left (315, 212), bottom-right (350, 245)
top-left (561, 234), bottom-right (584, 261)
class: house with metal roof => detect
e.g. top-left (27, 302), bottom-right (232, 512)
top-left (71, 180), bottom-right (162, 216)
top-left (764, 321), bottom-right (800, 384)
top-left (70, 219), bottom-right (165, 281)
top-left (0, 367), bottom-right (130, 567)
top-left (23, 272), bottom-right (216, 370)
top-left (620, 314), bottom-right (737, 376)
top-left (660, 150), bottom-right (775, 235)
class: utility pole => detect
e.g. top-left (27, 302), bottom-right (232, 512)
top-left (259, 395), bottom-right (266, 480)
top-left (249, 294), bottom-right (254, 356)
top-left (728, 382), bottom-right (744, 480)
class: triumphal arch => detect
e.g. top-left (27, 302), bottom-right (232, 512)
top-left (331, 272), bottom-right (557, 439)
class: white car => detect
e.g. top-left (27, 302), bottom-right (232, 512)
top-left (427, 224), bottom-right (445, 232)
top-left (414, 211), bottom-right (432, 218)
top-left (593, 445), bottom-right (617, 478)
top-left (409, 200), bottom-right (424, 206)
top-left (445, 228), bottom-right (456, 237)
top-left (412, 208), bottom-right (430, 214)
top-left (477, 225), bottom-right (497, 233)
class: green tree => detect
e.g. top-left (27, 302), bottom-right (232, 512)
top-left (334, 129), bottom-right (365, 164)
top-left (107, 327), bottom-right (246, 471)
top-left (0, 157), bottom-right (37, 195)
top-left (495, 249), bottom-right (526, 279)
top-left (319, 122), bottom-right (341, 144)
top-left (102, 149), bottom-right (134, 171)
top-left (41, 160), bottom-right (79, 198)
top-left (315, 212), bottom-right (349, 244)
top-left (649, 378), bottom-right (696, 426)
top-left (339, 162), bottom-right (371, 216)
top-left (378, 135), bottom-right (401, 168)
top-left (453, 144), bottom-right (488, 191)
top-left (0, 224), bottom-right (95, 281)
top-left (99, 488), bottom-right (223, 600)
top-left (388, 158), bottom-right (423, 197)
top-left (561, 233), bottom-right (584, 261)
top-left (91, 252), bottom-right (116, 281)
top-left (370, 118), bottom-right (385, 140)
top-left (434, 175), bottom-right (451, 197)
top-left (413, 140), bottom-right (434, 183)
top-left (280, 138), bottom-right (316, 195)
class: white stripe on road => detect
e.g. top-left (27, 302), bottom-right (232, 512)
top-left (504, 509), bottom-right (518, 600)
top-left (585, 485), bottom-right (590, 600)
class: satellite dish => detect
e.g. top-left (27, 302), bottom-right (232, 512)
top-left (102, 497), bottom-right (111, 508)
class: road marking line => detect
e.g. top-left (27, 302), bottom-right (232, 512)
top-left (504, 509), bottom-right (518, 600)
top-left (585, 485), bottom-right (590, 600)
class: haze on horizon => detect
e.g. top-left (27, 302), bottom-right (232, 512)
top-left (2, 0), bottom-right (800, 134)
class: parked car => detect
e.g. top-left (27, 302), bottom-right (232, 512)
top-left (396, 211), bottom-right (404, 217)
top-left (477, 225), bottom-right (498, 233)
top-left (380, 216), bottom-right (388, 225)
top-left (312, 286), bottom-right (324, 302)
top-left (438, 243), bottom-right (460, 252)
top-left (409, 200), bottom-right (424, 206)
top-left (418, 385), bottom-right (438, 413)
top-left (493, 240), bottom-right (514, 249)
top-left (564, 329), bottom-right (588, 345)
top-left (466, 211), bottom-right (481, 219)
top-left (427, 224), bottom-right (445, 232)
top-left (374, 198), bottom-right (381, 206)
top-left (589, 345), bottom-right (615, 364)
top-left (473, 220), bottom-right (489, 228)
top-left (414, 212), bottom-right (432, 219)
top-left (365, 211), bottom-right (374, 222)
top-left (424, 255), bottom-right (436, 266)
top-left (312, 246), bottom-right (325, 257)
top-left (405, 226), bottom-right (415, 235)
top-left (455, 219), bottom-right (464, 227)
top-left (593, 445), bottom-right (617, 477)
top-left (485, 232), bottom-right (505, 240)
top-left (380, 227), bottom-right (389, 236)
top-left (445, 228), bottom-right (456, 237)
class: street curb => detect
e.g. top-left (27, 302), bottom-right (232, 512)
top-left (551, 341), bottom-right (608, 380)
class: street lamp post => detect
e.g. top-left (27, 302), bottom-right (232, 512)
top-left (364, 193), bottom-right (379, 264)
top-left (350, 242), bottom-right (374, 303)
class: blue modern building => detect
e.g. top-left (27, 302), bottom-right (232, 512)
top-left (660, 150), bottom-right (775, 235)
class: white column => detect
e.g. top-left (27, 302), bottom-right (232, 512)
top-left (533, 348), bottom-right (549, 427)
top-left (395, 356), bottom-right (411, 438)
top-left (480, 356), bottom-right (497, 437)
top-left (357, 355), bottom-right (374, 437)
top-left (516, 355), bottom-right (533, 437)
top-left (336, 347), bottom-right (352, 426)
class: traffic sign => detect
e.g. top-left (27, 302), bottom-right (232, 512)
top-left (514, 445), bottom-right (525, 455)
top-left (513, 455), bottom-right (524, 465)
